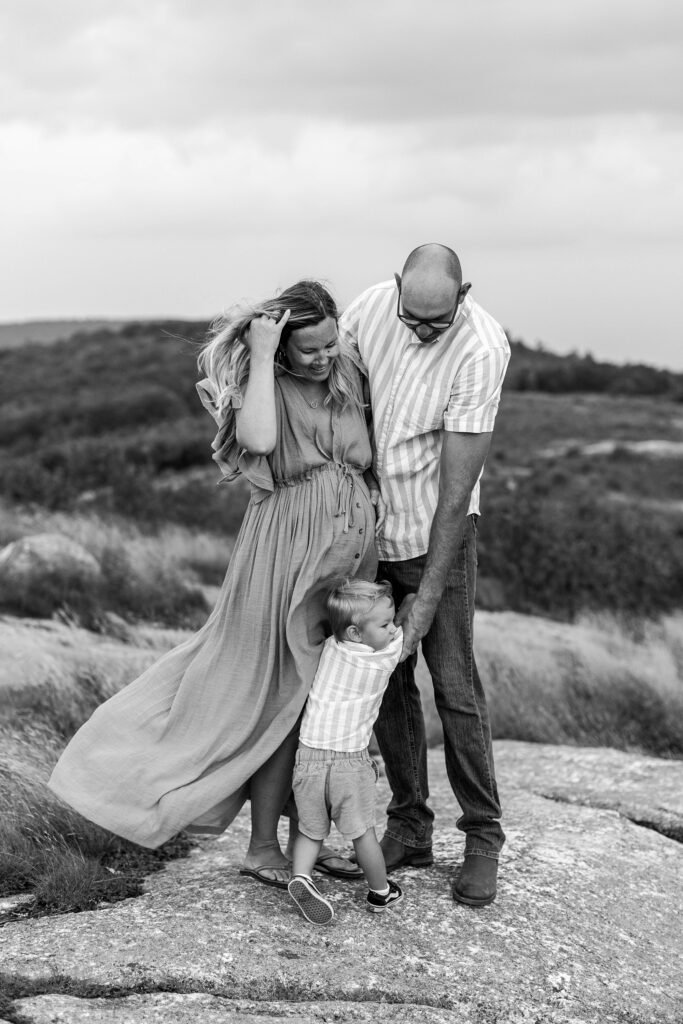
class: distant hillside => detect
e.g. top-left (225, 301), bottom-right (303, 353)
top-left (2, 318), bottom-right (682, 398)
top-left (0, 319), bottom-right (682, 621)
top-left (506, 336), bottom-right (683, 399)
top-left (0, 320), bottom-right (131, 349)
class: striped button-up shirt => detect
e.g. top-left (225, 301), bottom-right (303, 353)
top-left (339, 280), bottom-right (510, 561)
top-left (300, 631), bottom-right (403, 752)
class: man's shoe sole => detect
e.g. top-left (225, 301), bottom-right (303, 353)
top-left (452, 886), bottom-right (496, 907)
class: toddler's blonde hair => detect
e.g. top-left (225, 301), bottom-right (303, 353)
top-left (327, 578), bottom-right (393, 640)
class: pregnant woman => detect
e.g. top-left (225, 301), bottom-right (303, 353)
top-left (49, 280), bottom-right (378, 887)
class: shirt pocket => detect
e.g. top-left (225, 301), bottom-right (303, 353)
top-left (401, 377), bottom-right (448, 435)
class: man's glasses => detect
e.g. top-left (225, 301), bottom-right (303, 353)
top-left (394, 274), bottom-right (464, 342)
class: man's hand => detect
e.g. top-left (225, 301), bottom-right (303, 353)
top-left (395, 593), bottom-right (436, 662)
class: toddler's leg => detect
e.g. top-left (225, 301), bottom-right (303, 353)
top-left (292, 833), bottom-right (323, 880)
top-left (352, 827), bottom-right (387, 891)
top-left (353, 827), bottom-right (405, 914)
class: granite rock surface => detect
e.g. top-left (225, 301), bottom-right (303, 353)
top-left (2, 742), bottom-right (682, 1024)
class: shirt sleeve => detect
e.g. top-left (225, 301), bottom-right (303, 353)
top-left (379, 629), bottom-right (404, 672)
top-left (195, 377), bottom-right (243, 424)
top-left (443, 345), bottom-right (510, 434)
top-left (338, 292), bottom-right (367, 370)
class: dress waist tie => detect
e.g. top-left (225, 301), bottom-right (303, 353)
top-left (273, 462), bottom-right (363, 535)
top-left (334, 463), bottom-right (358, 534)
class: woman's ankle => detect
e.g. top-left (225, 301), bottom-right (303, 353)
top-left (245, 838), bottom-right (284, 858)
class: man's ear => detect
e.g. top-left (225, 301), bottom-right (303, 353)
top-left (345, 624), bottom-right (363, 643)
top-left (393, 272), bottom-right (402, 289)
top-left (460, 282), bottom-right (472, 300)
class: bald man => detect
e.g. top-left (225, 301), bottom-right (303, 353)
top-left (339, 244), bottom-right (510, 906)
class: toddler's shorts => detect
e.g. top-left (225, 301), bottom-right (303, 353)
top-left (292, 744), bottom-right (378, 841)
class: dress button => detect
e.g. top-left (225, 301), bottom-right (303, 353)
top-left (358, 528), bottom-right (364, 535)
top-left (355, 502), bottom-right (361, 508)
top-left (354, 553), bottom-right (360, 559)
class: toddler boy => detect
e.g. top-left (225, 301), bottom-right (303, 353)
top-left (288, 579), bottom-right (404, 924)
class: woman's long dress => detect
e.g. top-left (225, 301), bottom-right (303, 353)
top-left (48, 375), bottom-right (376, 848)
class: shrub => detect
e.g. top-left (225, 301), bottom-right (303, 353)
top-left (478, 475), bottom-right (683, 620)
top-left (98, 543), bottom-right (209, 627)
top-left (0, 386), bottom-right (190, 450)
top-left (0, 417), bottom-right (214, 508)
top-left (0, 566), bottom-right (98, 622)
top-left (0, 535), bottom-right (210, 630)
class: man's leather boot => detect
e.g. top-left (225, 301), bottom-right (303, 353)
top-left (452, 854), bottom-right (498, 907)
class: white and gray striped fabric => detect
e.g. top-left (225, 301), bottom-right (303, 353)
top-left (299, 631), bottom-right (403, 751)
top-left (339, 280), bottom-right (510, 561)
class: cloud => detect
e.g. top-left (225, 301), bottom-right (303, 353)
top-left (2, 0), bottom-right (683, 133)
top-left (2, 0), bottom-right (683, 369)
top-left (3, 114), bottom-right (681, 252)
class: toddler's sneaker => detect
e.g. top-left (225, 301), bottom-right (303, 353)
top-left (366, 879), bottom-right (404, 913)
top-left (288, 875), bottom-right (334, 925)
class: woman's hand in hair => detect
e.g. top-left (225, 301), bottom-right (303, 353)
top-left (244, 310), bottom-right (291, 363)
top-left (235, 310), bottom-right (290, 455)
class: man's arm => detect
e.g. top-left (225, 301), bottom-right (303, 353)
top-left (395, 430), bottom-right (491, 660)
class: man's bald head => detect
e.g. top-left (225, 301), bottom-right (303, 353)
top-left (400, 244), bottom-right (463, 318)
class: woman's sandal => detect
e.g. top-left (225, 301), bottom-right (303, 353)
top-left (314, 851), bottom-right (363, 880)
top-left (238, 865), bottom-right (290, 890)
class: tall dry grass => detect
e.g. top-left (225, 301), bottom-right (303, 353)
top-left (416, 611), bottom-right (683, 757)
top-left (0, 622), bottom-right (192, 914)
top-left (0, 721), bottom-right (192, 913)
top-left (0, 502), bottom-right (234, 628)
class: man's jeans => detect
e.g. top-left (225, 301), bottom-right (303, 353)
top-left (375, 515), bottom-right (505, 859)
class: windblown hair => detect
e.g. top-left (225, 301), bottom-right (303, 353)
top-left (327, 579), bottom-right (394, 640)
top-left (198, 280), bottom-right (364, 432)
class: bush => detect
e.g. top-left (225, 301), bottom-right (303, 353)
top-left (505, 340), bottom-right (683, 397)
top-left (0, 566), bottom-right (98, 622)
top-left (98, 544), bottom-right (209, 627)
top-left (0, 538), bottom-right (210, 630)
top-left (0, 386), bottom-right (190, 451)
top-left (0, 417), bottom-right (214, 508)
top-left (478, 478), bottom-right (683, 620)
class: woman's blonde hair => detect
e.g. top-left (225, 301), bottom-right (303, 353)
top-left (198, 280), bottom-right (364, 438)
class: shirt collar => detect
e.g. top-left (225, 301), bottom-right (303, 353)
top-left (336, 629), bottom-right (403, 656)
top-left (337, 639), bottom-right (375, 654)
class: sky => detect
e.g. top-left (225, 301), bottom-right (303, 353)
top-left (2, 1), bottom-right (683, 369)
